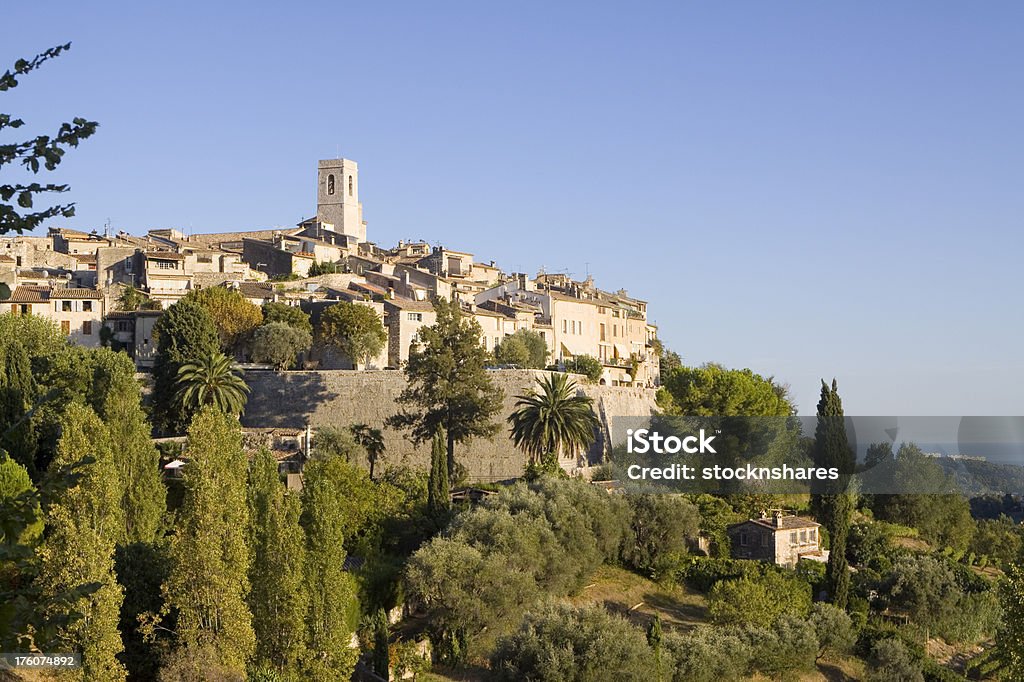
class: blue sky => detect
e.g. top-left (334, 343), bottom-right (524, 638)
top-left (5, 1), bottom-right (1023, 415)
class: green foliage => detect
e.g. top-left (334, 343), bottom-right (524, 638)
top-left (247, 450), bottom-right (308, 673)
top-left (1, 44), bottom-right (99, 235)
top-left (176, 350), bottom-right (250, 417)
top-left (662, 624), bottom-right (752, 682)
top-left (869, 443), bottom-right (975, 552)
top-left (100, 372), bottom-right (164, 544)
top-left (159, 407), bottom-right (255, 675)
top-left (36, 403), bottom-right (126, 680)
top-left (388, 297), bottom-right (503, 477)
top-left (562, 354), bottom-right (602, 383)
top-left (350, 423), bottom-right (386, 480)
top-left (624, 493), bottom-right (701, 578)
top-left (311, 426), bottom-right (360, 461)
top-left (970, 516), bottom-right (1022, 568)
top-left (491, 603), bottom-right (659, 681)
top-left (405, 478), bottom-right (630, 659)
top-left (152, 299), bottom-right (220, 432)
top-left (0, 338), bottom-right (37, 474)
top-left (262, 302), bottom-right (312, 334)
top-left (308, 260), bottom-right (341, 276)
top-left (300, 456), bottom-right (360, 680)
top-left (809, 602), bottom-right (856, 660)
top-left (0, 455), bottom-right (42, 547)
top-left (660, 362), bottom-right (794, 416)
top-left (117, 285), bottom-right (159, 312)
top-left (115, 541), bottom-right (171, 681)
top-left (811, 379), bottom-right (854, 609)
top-left (317, 300), bottom-right (387, 368)
top-left (508, 373), bottom-right (598, 468)
top-left (184, 287), bottom-right (264, 353)
top-left (493, 329), bottom-right (548, 369)
top-left (867, 637), bottom-right (924, 682)
top-left (708, 570), bottom-right (812, 627)
top-left (427, 429), bottom-right (451, 521)
top-left (370, 608), bottom-right (390, 680)
top-left (250, 322), bottom-right (312, 370)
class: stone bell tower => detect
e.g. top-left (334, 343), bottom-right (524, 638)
top-left (316, 158), bottom-right (366, 243)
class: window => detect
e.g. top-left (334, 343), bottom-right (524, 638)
top-left (125, 257), bottom-right (133, 272)
top-left (809, 529), bottom-right (817, 542)
top-left (197, 255), bottom-right (213, 264)
top-left (600, 323), bottom-right (606, 341)
top-left (327, 174), bottom-right (335, 195)
top-left (117, 320), bottom-right (131, 332)
top-left (740, 532), bottom-right (748, 546)
top-left (61, 301), bottom-right (72, 312)
top-left (789, 532), bottom-right (798, 544)
top-left (348, 175), bottom-right (353, 196)
top-left (15, 256), bottom-right (21, 266)
top-left (407, 312), bottom-right (423, 322)
top-left (83, 301), bottom-right (93, 312)
top-left (799, 530), bottom-right (807, 543)
top-left (61, 320), bottom-right (70, 335)
top-left (156, 260), bottom-right (176, 269)
top-left (562, 320), bottom-right (567, 333)
top-left (83, 321), bottom-right (92, 335)
top-left (761, 533), bottom-right (770, 547)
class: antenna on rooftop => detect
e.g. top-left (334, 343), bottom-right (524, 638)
top-left (104, 218), bottom-right (111, 239)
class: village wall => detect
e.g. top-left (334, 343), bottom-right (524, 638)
top-left (242, 369), bottom-right (658, 481)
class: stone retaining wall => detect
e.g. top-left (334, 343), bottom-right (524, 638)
top-left (242, 369), bottom-right (658, 481)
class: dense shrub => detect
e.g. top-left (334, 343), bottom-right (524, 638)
top-left (624, 494), bottom-right (700, 578)
top-left (491, 603), bottom-right (658, 681)
top-left (708, 570), bottom-right (812, 627)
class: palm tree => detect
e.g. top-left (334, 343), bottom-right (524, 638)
top-left (175, 351), bottom-right (250, 416)
top-left (350, 423), bottom-right (386, 479)
top-left (508, 373), bottom-right (599, 467)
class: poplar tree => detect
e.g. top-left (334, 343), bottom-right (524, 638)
top-left (301, 456), bottom-right (360, 681)
top-left (427, 429), bottom-right (450, 521)
top-left (36, 403), bottom-right (126, 681)
top-left (811, 379), bottom-right (854, 609)
top-left (247, 449), bottom-right (308, 673)
top-left (160, 407), bottom-right (255, 674)
top-left (99, 372), bottom-right (164, 543)
top-left (388, 297), bottom-right (503, 478)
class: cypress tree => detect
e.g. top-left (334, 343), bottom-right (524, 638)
top-left (160, 406), bottom-right (255, 674)
top-left (427, 429), bottom-right (450, 520)
top-left (371, 608), bottom-right (390, 680)
top-left (301, 456), bottom-right (360, 681)
top-left (812, 379), bottom-right (854, 609)
top-left (0, 340), bottom-right (37, 475)
top-left (36, 403), bottom-right (126, 681)
top-left (100, 372), bottom-right (165, 543)
top-left (247, 449), bottom-right (308, 673)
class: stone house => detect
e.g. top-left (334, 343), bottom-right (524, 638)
top-left (727, 513), bottom-right (823, 568)
top-left (7, 285), bottom-right (105, 346)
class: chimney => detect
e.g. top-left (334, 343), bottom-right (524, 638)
top-left (773, 511), bottom-right (784, 528)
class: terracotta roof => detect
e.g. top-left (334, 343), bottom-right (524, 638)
top-left (732, 516), bottom-right (821, 532)
top-left (238, 282), bottom-right (275, 300)
top-left (145, 251), bottom-right (186, 261)
top-left (384, 297), bottom-right (435, 312)
top-left (7, 286), bottom-right (49, 303)
top-left (0, 255), bottom-right (15, 263)
top-left (50, 287), bottom-right (103, 300)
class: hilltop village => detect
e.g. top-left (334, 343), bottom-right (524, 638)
top-left (0, 158), bottom-right (659, 388)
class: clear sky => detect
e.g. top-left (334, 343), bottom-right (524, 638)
top-left (5, 1), bottom-right (1023, 415)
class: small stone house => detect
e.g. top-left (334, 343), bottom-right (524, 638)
top-left (727, 513), bottom-right (823, 568)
